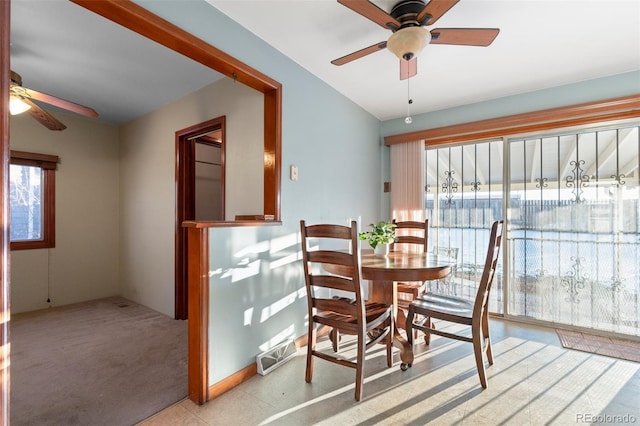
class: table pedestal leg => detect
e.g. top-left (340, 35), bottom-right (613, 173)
top-left (369, 280), bottom-right (414, 369)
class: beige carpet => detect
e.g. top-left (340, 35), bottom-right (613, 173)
top-left (556, 329), bottom-right (640, 363)
top-left (10, 297), bottom-right (188, 426)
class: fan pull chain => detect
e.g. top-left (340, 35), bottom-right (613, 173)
top-left (405, 76), bottom-right (413, 124)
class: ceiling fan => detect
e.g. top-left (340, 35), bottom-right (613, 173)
top-left (9, 70), bottom-right (98, 131)
top-left (332, 0), bottom-right (500, 80)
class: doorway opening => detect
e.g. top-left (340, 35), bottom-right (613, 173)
top-left (175, 116), bottom-right (225, 319)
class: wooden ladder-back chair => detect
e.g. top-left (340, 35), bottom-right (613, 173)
top-left (405, 220), bottom-right (504, 389)
top-left (392, 220), bottom-right (429, 326)
top-left (300, 220), bottom-right (394, 401)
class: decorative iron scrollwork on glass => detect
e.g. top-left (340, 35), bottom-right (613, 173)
top-left (565, 160), bottom-right (590, 202)
top-left (441, 171), bottom-right (458, 204)
top-left (610, 276), bottom-right (624, 293)
top-left (611, 173), bottom-right (626, 187)
top-left (561, 256), bottom-right (588, 304)
top-left (535, 177), bottom-right (548, 188)
top-left (470, 181), bottom-right (481, 192)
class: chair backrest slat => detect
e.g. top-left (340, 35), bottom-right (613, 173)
top-left (300, 220), bottom-right (364, 320)
top-left (309, 275), bottom-right (356, 293)
top-left (307, 250), bottom-right (353, 267)
top-left (313, 298), bottom-right (358, 317)
top-left (392, 219), bottom-right (428, 252)
top-left (305, 224), bottom-right (353, 239)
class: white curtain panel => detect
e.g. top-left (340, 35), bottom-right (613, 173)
top-left (390, 140), bottom-right (425, 222)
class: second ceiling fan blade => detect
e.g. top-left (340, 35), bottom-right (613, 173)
top-left (23, 98), bottom-right (67, 131)
top-left (429, 28), bottom-right (500, 46)
top-left (417, 0), bottom-right (459, 26)
top-left (332, 41), bottom-right (387, 66)
top-left (337, 0), bottom-right (400, 30)
top-left (23, 87), bottom-right (98, 118)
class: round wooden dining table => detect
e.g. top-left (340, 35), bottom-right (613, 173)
top-left (360, 250), bottom-right (453, 369)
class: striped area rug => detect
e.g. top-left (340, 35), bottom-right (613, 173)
top-left (556, 329), bottom-right (640, 363)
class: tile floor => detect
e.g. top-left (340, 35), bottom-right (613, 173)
top-left (139, 318), bottom-right (640, 425)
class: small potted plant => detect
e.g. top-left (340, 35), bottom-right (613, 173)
top-left (359, 221), bottom-right (398, 256)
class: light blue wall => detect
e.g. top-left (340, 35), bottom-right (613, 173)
top-left (135, 1), bottom-right (638, 384)
top-left (136, 1), bottom-right (384, 383)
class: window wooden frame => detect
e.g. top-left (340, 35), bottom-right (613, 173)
top-left (384, 94), bottom-right (640, 147)
top-left (9, 150), bottom-right (58, 250)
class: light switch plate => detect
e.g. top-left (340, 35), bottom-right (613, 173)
top-left (290, 165), bottom-right (298, 181)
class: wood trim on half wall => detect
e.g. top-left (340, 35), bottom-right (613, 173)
top-left (187, 227), bottom-right (209, 405)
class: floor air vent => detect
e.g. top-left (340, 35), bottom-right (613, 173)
top-left (256, 339), bottom-right (297, 375)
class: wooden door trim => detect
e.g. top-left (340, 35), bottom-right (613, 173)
top-left (176, 116), bottom-right (225, 320)
top-left (1, 0), bottom-right (10, 422)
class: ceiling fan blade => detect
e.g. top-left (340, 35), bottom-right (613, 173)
top-left (331, 41), bottom-right (387, 66)
top-left (22, 98), bottom-right (67, 131)
top-left (429, 28), bottom-right (500, 46)
top-left (400, 58), bottom-right (417, 80)
top-left (417, 0), bottom-right (459, 26)
top-left (337, 0), bottom-right (400, 31)
top-left (22, 86), bottom-right (98, 118)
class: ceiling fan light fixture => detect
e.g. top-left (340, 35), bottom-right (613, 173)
top-left (9, 94), bottom-right (31, 115)
top-left (387, 26), bottom-right (430, 61)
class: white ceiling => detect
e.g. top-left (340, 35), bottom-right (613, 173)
top-left (9, 0), bottom-right (640, 126)
top-left (209, 0), bottom-right (640, 121)
top-left (10, 0), bottom-right (223, 125)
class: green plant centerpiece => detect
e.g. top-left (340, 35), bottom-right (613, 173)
top-left (359, 221), bottom-right (398, 255)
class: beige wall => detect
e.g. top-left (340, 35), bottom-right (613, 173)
top-left (9, 76), bottom-right (261, 317)
top-left (9, 111), bottom-right (120, 313)
top-left (118, 77), bottom-right (263, 316)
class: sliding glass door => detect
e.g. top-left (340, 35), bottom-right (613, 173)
top-left (425, 140), bottom-right (504, 313)
top-left (423, 123), bottom-right (640, 337)
top-left (509, 125), bottom-right (640, 336)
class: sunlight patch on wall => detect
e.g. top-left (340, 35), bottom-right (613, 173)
top-left (244, 307), bottom-right (254, 326)
top-left (268, 232), bottom-right (299, 254)
top-left (234, 240), bottom-right (270, 257)
top-left (270, 251), bottom-right (301, 270)
top-left (220, 259), bottom-right (261, 283)
top-left (260, 289), bottom-right (304, 323)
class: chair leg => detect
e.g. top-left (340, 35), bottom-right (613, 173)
top-left (386, 315), bottom-right (394, 368)
top-left (354, 330), bottom-right (365, 401)
top-left (405, 306), bottom-right (414, 347)
top-left (423, 317), bottom-right (432, 345)
top-left (472, 331), bottom-right (488, 389)
top-left (330, 328), bottom-right (340, 353)
top-left (482, 313), bottom-right (493, 364)
top-left (305, 323), bottom-right (316, 383)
